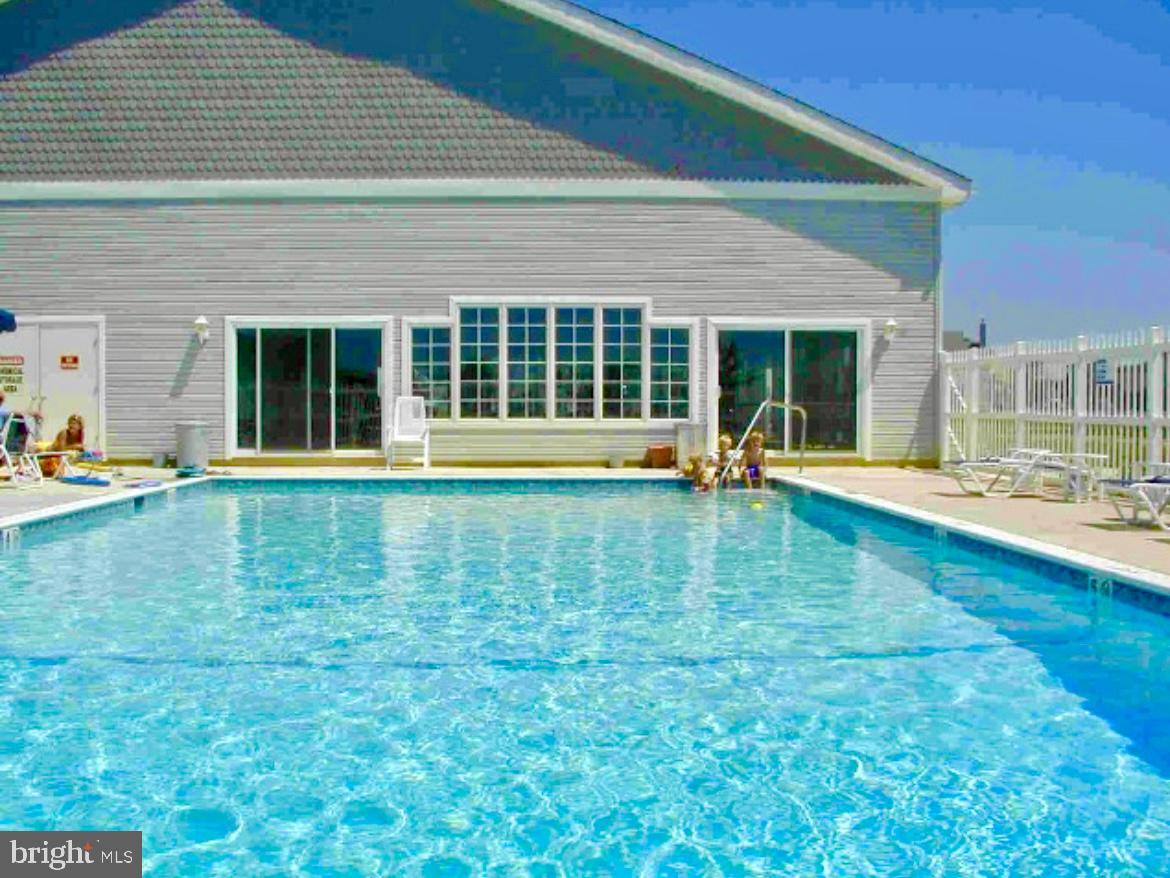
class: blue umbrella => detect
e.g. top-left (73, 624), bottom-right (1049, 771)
top-left (0, 309), bottom-right (15, 333)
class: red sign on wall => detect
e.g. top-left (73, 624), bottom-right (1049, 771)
top-left (60, 354), bottom-right (80, 370)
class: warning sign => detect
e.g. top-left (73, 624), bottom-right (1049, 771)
top-left (0, 355), bottom-right (24, 392)
top-left (60, 354), bottom-right (80, 371)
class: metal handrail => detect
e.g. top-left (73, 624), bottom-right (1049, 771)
top-left (718, 399), bottom-right (808, 486)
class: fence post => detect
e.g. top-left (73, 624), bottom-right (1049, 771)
top-left (1074, 334), bottom-right (1088, 457)
top-left (939, 349), bottom-right (950, 463)
top-left (965, 358), bottom-right (980, 461)
top-left (1149, 326), bottom-right (1165, 471)
top-left (1014, 341), bottom-right (1027, 451)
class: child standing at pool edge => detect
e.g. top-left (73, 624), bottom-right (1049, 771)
top-left (742, 430), bottom-right (766, 489)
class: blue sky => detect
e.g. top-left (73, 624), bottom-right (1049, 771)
top-left (578, 0), bottom-right (1170, 342)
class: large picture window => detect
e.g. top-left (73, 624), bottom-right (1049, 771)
top-left (459, 307), bottom-right (500, 418)
top-left (555, 307), bottom-right (595, 418)
top-left (399, 303), bottom-right (692, 424)
top-left (650, 327), bottom-right (689, 419)
top-left (411, 326), bottom-right (451, 419)
top-left (507, 308), bottom-right (547, 418)
top-left (602, 307), bottom-right (642, 419)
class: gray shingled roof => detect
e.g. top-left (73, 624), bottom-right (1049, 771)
top-left (0, 0), bottom-right (907, 183)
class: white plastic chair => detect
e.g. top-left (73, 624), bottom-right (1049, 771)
top-left (385, 396), bottom-right (431, 469)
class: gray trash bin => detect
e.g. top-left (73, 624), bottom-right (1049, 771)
top-left (175, 421), bottom-right (209, 470)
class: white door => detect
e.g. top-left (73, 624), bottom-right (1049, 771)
top-left (0, 325), bottom-right (41, 413)
top-left (37, 324), bottom-right (102, 449)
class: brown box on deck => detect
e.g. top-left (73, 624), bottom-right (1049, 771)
top-left (644, 445), bottom-right (675, 469)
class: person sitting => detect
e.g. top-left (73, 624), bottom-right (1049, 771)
top-left (38, 413), bottom-right (86, 478)
top-left (741, 430), bottom-right (767, 489)
top-left (0, 389), bottom-right (41, 429)
top-left (714, 432), bottom-right (737, 488)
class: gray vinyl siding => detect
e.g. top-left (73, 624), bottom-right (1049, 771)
top-left (0, 199), bottom-right (940, 462)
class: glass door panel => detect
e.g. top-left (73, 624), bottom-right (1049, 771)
top-left (260, 328), bottom-right (309, 451)
top-left (791, 331), bottom-right (858, 451)
top-left (335, 328), bottom-right (383, 449)
top-left (309, 328), bottom-right (332, 451)
top-left (237, 328), bottom-right (258, 450)
top-left (717, 330), bottom-right (785, 451)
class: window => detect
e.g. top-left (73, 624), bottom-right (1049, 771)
top-left (411, 326), bottom-right (451, 419)
top-left (650, 327), bottom-right (689, 419)
top-left (791, 331), bottom-right (858, 451)
top-left (507, 308), bottom-right (547, 418)
top-left (602, 307), bottom-right (642, 419)
top-left (459, 307), bottom-right (500, 418)
top-left (554, 307), bottom-right (595, 418)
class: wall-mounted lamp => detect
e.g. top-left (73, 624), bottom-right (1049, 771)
top-left (193, 315), bottom-right (211, 346)
top-left (883, 318), bottom-right (899, 342)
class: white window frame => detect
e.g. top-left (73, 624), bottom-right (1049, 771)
top-left (705, 317), bottom-right (873, 459)
top-left (401, 315), bottom-right (455, 420)
top-left (224, 316), bottom-right (393, 458)
top-left (428, 296), bottom-right (696, 428)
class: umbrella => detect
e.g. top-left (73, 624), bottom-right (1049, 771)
top-left (0, 309), bottom-right (15, 333)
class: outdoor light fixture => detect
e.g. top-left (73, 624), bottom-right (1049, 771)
top-left (883, 318), bottom-right (899, 342)
top-left (193, 315), bottom-right (211, 346)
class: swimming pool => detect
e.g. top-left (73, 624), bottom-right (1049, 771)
top-left (3, 480), bottom-right (1170, 876)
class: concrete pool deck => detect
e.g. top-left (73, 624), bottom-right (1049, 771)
top-left (3, 465), bottom-right (1168, 582)
top-left (782, 467), bottom-right (1170, 580)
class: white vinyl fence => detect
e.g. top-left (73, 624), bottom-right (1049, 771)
top-left (943, 327), bottom-right (1170, 478)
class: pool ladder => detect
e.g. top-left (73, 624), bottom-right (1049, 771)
top-left (718, 399), bottom-right (808, 487)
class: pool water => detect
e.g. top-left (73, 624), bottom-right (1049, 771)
top-left (3, 481), bottom-right (1170, 876)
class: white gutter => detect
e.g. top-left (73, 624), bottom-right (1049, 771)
top-left (0, 179), bottom-right (947, 204)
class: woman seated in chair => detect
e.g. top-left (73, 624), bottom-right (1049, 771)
top-left (39, 414), bottom-right (85, 477)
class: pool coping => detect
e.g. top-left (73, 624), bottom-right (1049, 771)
top-left (772, 472), bottom-right (1170, 599)
top-left (0, 477), bottom-right (211, 535)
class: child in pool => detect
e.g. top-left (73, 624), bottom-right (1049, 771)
top-left (684, 454), bottom-right (717, 492)
top-left (742, 430), bottom-right (766, 489)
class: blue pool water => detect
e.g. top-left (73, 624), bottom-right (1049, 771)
top-left (3, 481), bottom-right (1170, 876)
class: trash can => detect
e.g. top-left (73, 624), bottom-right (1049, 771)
top-left (175, 421), bottom-right (209, 470)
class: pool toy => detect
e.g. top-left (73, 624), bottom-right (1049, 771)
top-left (60, 475), bottom-right (111, 487)
top-left (175, 466), bottom-right (206, 478)
top-left (127, 480), bottom-right (164, 488)
top-left (751, 501), bottom-right (765, 509)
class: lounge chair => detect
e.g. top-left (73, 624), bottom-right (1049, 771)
top-left (0, 414), bottom-right (43, 488)
top-left (943, 448), bottom-right (1055, 497)
top-left (385, 396), bottom-right (431, 470)
top-left (1101, 476), bottom-right (1170, 531)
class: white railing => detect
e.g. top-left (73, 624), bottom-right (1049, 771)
top-left (943, 326), bottom-right (1170, 479)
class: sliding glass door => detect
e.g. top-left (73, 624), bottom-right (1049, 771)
top-left (236, 326), bottom-right (382, 453)
top-left (792, 331), bottom-right (858, 452)
top-left (717, 327), bottom-right (859, 454)
top-left (718, 330), bottom-right (786, 451)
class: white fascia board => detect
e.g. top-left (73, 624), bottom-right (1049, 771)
top-left (496, 0), bottom-right (971, 205)
top-left (0, 179), bottom-right (947, 203)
